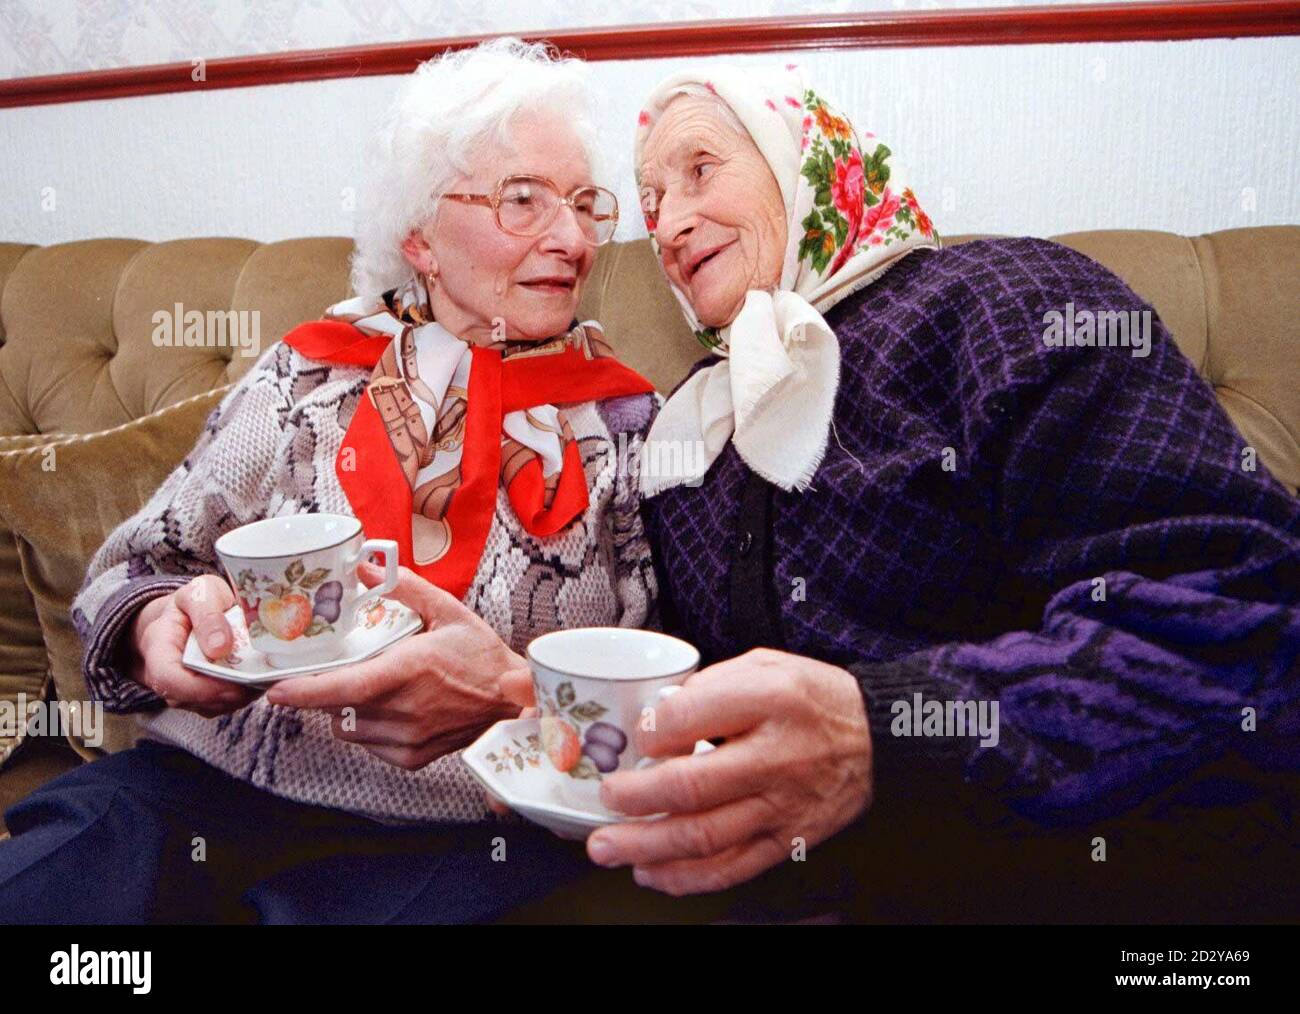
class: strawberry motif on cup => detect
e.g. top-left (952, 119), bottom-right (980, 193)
top-left (259, 592), bottom-right (313, 639)
top-left (232, 559), bottom-right (342, 641)
top-left (536, 681), bottom-right (629, 779)
top-left (540, 716), bottom-right (582, 773)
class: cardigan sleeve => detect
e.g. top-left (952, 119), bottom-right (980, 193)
top-left (847, 295), bottom-right (1300, 829)
top-left (70, 341), bottom-right (319, 713)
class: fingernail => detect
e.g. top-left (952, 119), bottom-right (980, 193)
top-left (588, 835), bottom-right (616, 866)
top-left (633, 866), bottom-right (654, 888)
top-left (204, 631), bottom-right (225, 653)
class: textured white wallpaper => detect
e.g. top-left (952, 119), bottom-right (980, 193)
top-left (0, 0), bottom-right (1117, 78)
top-left (0, 4), bottom-right (1296, 247)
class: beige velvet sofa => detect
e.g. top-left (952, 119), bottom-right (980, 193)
top-left (0, 228), bottom-right (1296, 919)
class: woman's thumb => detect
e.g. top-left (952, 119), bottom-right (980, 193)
top-left (499, 666), bottom-right (536, 708)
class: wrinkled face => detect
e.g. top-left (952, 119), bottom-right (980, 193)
top-left (638, 94), bottom-right (787, 329)
top-left (402, 107), bottom-right (597, 344)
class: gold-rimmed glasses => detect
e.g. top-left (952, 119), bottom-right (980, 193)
top-left (440, 174), bottom-right (619, 246)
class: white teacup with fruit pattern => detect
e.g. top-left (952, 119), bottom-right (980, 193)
top-left (526, 628), bottom-right (701, 788)
top-left (215, 513), bottom-right (398, 669)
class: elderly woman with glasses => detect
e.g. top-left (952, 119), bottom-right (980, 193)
top-left (0, 38), bottom-right (657, 924)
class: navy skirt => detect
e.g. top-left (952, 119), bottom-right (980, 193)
top-left (0, 739), bottom-right (598, 924)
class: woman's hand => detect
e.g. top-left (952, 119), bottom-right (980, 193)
top-left (266, 561), bottom-right (528, 770)
top-left (125, 575), bottom-right (259, 717)
top-left (584, 648), bottom-right (873, 896)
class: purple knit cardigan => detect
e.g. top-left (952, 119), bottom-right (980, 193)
top-left (644, 237), bottom-right (1300, 828)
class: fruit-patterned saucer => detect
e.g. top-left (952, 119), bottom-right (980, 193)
top-left (462, 718), bottom-right (714, 841)
top-left (181, 583), bottom-right (422, 686)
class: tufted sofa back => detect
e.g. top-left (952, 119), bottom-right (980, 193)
top-left (0, 228), bottom-right (1296, 491)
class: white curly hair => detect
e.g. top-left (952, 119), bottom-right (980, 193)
top-left (349, 36), bottom-right (601, 304)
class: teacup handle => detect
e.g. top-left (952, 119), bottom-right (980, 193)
top-left (347, 539), bottom-right (399, 623)
top-left (634, 684), bottom-right (715, 770)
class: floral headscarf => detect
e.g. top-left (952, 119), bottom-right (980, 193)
top-left (634, 63), bottom-right (938, 493)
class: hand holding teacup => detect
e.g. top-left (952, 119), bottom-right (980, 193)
top-left (527, 628), bottom-right (706, 774)
top-left (131, 512), bottom-right (399, 719)
top-left (124, 574), bottom-right (260, 717)
top-left (213, 513), bottom-right (399, 670)
top-left (481, 629), bottom-right (704, 816)
top-left (266, 558), bottom-right (528, 770)
top-left (581, 648), bottom-right (874, 898)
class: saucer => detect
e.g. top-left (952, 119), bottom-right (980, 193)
top-left (181, 582), bottom-right (422, 686)
top-left (462, 717), bottom-right (713, 841)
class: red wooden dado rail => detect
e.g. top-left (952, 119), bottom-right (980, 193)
top-left (2, 0), bottom-right (1297, 109)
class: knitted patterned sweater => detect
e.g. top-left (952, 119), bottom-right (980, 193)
top-left (70, 337), bottom-right (659, 825)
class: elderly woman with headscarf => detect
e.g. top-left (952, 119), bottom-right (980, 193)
top-left (574, 64), bottom-right (1300, 902)
top-left (0, 38), bottom-right (657, 923)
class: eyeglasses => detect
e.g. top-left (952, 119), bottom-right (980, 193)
top-left (440, 174), bottom-right (619, 246)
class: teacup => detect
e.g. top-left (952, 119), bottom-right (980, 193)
top-left (526, 627), bottom-right (701, 782)
top-left (214, 513), bottom-right (398, 668)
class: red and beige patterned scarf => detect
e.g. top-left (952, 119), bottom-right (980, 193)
top-left (282, 275), bottom-right (653, 598)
